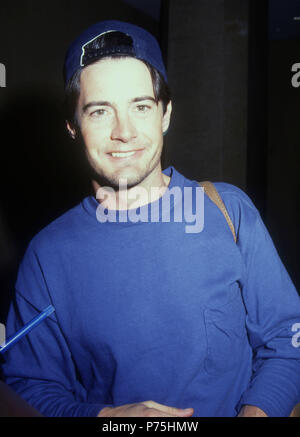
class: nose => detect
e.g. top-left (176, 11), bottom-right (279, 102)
top-left (111, 112), bottom-right (137, 143)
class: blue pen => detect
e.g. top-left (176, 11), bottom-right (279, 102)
top-left (0, 305), bottom-right (55, 355)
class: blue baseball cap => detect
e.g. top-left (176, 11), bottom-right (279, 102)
top-left (63, 20), bottom-right (168, 86)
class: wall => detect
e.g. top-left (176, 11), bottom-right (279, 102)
top-left (164, 0), bottom-right (249, 188)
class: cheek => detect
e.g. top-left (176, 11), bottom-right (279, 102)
top-left (139, 116), bottom-right (164, 140)
top-left (80, 124), bottom-right (108, 150)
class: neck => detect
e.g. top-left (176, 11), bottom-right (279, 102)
top-left (92, 169), bottom-right (171, 211)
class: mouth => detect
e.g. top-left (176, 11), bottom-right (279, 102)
top-left (107, 149), bottom-right (144, 160)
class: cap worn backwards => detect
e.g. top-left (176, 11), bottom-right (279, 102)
top-left (63, 20), bottom-right (167, 86)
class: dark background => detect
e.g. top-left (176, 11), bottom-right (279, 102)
top-left (0, 0), bottom-right (299, 325)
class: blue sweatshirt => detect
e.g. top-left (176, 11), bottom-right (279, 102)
top-left (2, 166), bottom-right (300, 417)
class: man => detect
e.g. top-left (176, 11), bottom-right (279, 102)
top-left (2, 20), bottom-right (300, 417)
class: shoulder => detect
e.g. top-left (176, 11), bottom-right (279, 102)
top-left (179, 168), bottom-right (262, 232)
top-left (26, 201), bottom-right (88, 256)
top-left (195, 180), bottom-right (262, 242)
top-left (212, 182), bottom-right (258, 213)
top-left (212, 182), bottom-right (267, 247)
top-left (192, 179), bottom-right (259, 216)
top-left (14, 201), bottom-right (90, 305)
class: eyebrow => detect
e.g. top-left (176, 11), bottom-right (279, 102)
top-left (82, 96), bottom-right (157, 113)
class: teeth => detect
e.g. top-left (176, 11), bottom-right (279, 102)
top-left (111, 151), bottom-right (136, 158)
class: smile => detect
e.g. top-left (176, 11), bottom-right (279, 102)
top-left (111, 151), bottom-right (136, 158)
top-left (108, 149), bottom-right (144, 159)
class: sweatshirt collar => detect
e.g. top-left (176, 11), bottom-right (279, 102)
top-left (82, 166), bottom-right (187, 225)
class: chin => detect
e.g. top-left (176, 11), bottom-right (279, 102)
top-left (115, 173), bottom-right (147, 190)
top-left (92, 168), bottom-right (147, 191)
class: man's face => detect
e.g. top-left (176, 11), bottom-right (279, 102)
top-left (71, 57), bottom-right (172, 189)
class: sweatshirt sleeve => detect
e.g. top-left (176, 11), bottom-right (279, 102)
top-left (2, 243), bottom-right (106, 417)
top-left (221, 186), bottom-right (300, 417)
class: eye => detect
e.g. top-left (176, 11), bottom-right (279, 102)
top-left (90, 108), bottom-right (107, 118)
top-left (135, 104), bottom-right (151, 113)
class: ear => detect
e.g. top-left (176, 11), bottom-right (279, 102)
top-left (162, 100), bottom-right (172, 134)
top-left (66, 120), bottom-right (76, 140)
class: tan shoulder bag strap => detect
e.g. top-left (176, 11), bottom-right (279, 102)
top-left (198, 181), bottom-right (237, 243)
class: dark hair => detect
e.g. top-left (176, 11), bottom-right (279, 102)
top-left (64, 32), bottom-right (171, 127)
